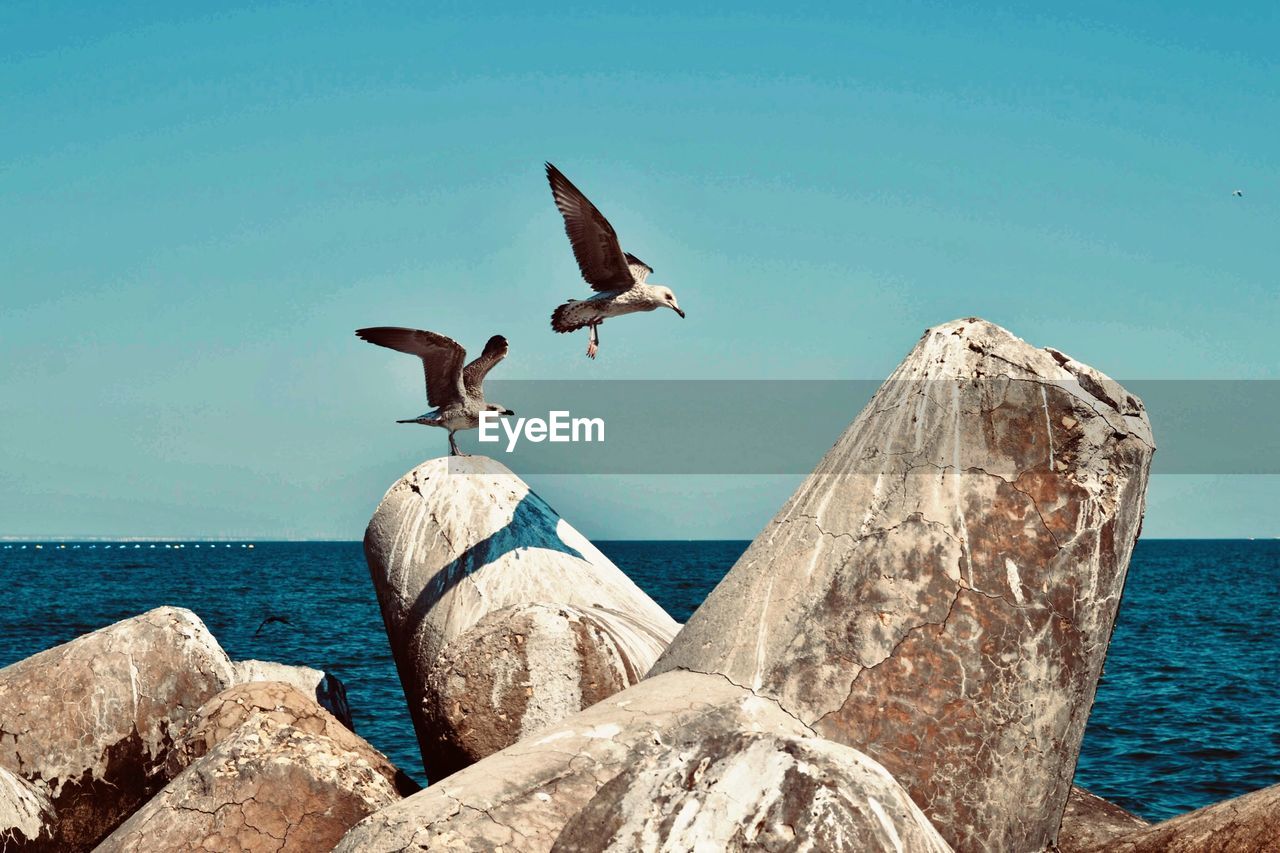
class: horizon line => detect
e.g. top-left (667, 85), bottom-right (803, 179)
top-left (2, 536), bottom-right (1277, 544)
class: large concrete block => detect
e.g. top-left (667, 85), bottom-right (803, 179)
top-left (653, 318), bottom-right (1154, 851)
top-left (364, 455), bottom-right (678, 777)
top-left (0, 607), bottom-right (234, 851)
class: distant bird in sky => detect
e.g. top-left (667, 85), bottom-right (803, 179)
top-left (545, 163), bottom-right (684, 359)
top-left (1233, 189), bottom-right (1244, 197)
top-left (356, 327), bottom-right (513, 456)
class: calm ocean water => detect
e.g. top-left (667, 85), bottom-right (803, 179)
top-left (1, 538), bottom-right (1276, 822)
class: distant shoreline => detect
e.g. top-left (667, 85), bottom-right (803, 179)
top-left (2, 536), bottom-right (1278, 544)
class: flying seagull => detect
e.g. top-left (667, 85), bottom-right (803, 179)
top-left (356, 327), bottom-right (514, 456)
top-left (545, 163), bottom-right (684, 358)
top-left (1233, 189), bottom-right (1244, 197)
top-left (253, 614), bottom-right (291, 637)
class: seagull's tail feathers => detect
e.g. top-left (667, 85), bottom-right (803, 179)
top-left (551, 299), bottom-right (593, 333)
top-left (397, 409), bottom-right (442, 425)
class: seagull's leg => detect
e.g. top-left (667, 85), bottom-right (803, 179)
top-left (586, 323), bottom-right (599, 359)
top-left (448, 431), bottom-right (461, 456)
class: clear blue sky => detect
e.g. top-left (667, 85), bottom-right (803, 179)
top-left (2, 2), bottom-right (1276, 539)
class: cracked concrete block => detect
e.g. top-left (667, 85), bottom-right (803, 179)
top-left (341, 318), bottom-right (1153, 851)
top-left (551, 726), bottom-right (952, 853)
top-left (363, 455), bottom-right (679, 779)
top-left (1057, 786), bottom-right (1149, 852)
top-left (0, 607), bottom-right (235, 851)
top-left (230, 659), bottom-right (353, 729)
top-left (651, 317), bottom-right (1155, 852)
top-left (1, 766), bottom-right (56, 851)
top-left (166, 681), bottom-right (419, 797)
top-left (333, 670), bottom-right (820, 852)
top-left (1085, 782), bottom-right (1280, 853)
top-left (423, 603), bottom-right (662, 778)
top-left (92, 713), bottom-right (401, 853)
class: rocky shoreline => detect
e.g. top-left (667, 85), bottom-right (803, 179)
top-left (3, 318), bottom-right (1276, 851)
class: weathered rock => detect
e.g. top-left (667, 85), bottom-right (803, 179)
top-left (423, 603), bottom-right (660, 777)
top-left (93, 713), bottom-right (401, 853)
top-left (334, 670), bottom-right (817, 852)
top-left (0, 767), bottom-right (55, 851)
top-left (167, 681), bottom-right (419, 796)
top-left (1088, 783), bottom-right (1280, 853)
top-left (364, 455), bottom-right (679, 777)
top-left (1058, 786), bottom-right (1149, 852)
top-left (552, 728), bottom-right (952, 853)
top-left (0, 607), bottom-right (235, 851)
top-left (652, 318), bottom-right (1155, 851)
top-left (339, 319), bottom-right (1154, 851)
top-left (231, 659), bottom-right (353, 729)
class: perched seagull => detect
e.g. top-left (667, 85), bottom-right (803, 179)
top-left (545, 163), bottom-right (684, 358)
top-left (1233, 189), bottom-right (1244, 197)
top-left (356, 327), bottom-right (514, 456)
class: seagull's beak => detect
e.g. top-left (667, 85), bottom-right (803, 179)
top-left (673, 306), bottom-right (686, 319)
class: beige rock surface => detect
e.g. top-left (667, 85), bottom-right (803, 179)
top-left (340, 319), bottom-right (1154, 853)
top-left (422, 603), bottom-right (658, 777)
top-left (92, 713), bottom-right (401, 853)
top-left (0, 607), bottom-right (234, 851)
top-left (333, 670), bottom-right (812, 852)
top-left (652, 318), bottom-right (1154, 852)
top-left (230, 659), bottom-right (353, 729)
top-left (1089, 782), bottom-right (1280, 853)
top-left (0, 766), bottom-right (56, 851)
top-left (167, 680), bottom-right (419, 796)
top-left (551, 728), bottom-right (952, 853)
top-left (1057, 786), bottom-right (1149, 852)
top-left (363, 455), bottom-right (678, 777)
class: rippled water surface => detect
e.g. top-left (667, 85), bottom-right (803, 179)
top-left (1, 538), bottom-right (1276, 821)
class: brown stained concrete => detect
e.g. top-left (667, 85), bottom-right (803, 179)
top-left (1057, 786), bottom-right (1149, 852)
top-left (423, 604), bottom-right (650, 779)
top-left (652, 318), bottom-right (1154, 852)
top-left (92, 714), bottom-right (401, 853)
top-left (167, 681), bottom-right (419, 797)
top-left (1088, 783), bottom-right (1280, 853)
top-left (0, 607), bottom-right (235, 851)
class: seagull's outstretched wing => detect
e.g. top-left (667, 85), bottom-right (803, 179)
top-left (356, 327), bottom-right (466, 407)
top-left (625, 252), bottom-right (653, 284)
top-left (462, 335), bottom-right (508, 396)
top-left (546, 163), bottom-right (636, 292)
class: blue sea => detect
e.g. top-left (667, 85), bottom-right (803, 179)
top-left (1, 539), bottom-right (1276, 823)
